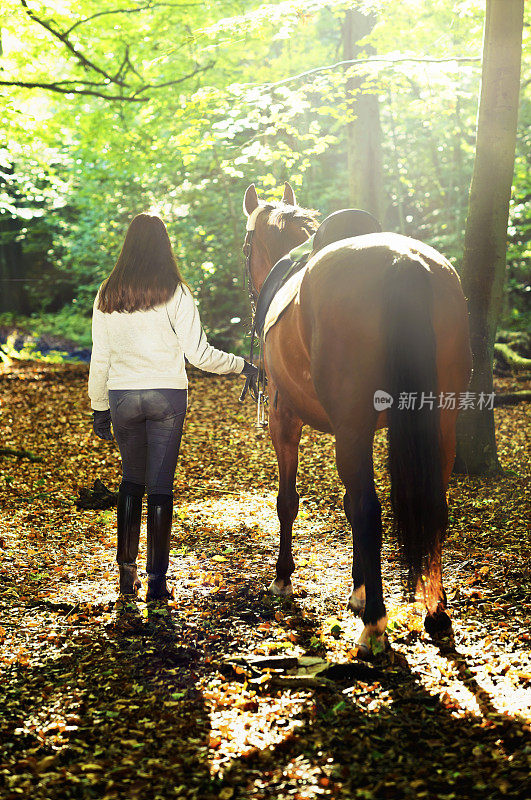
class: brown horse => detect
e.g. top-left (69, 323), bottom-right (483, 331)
top-left (243, 181), bottom-right (472, 656)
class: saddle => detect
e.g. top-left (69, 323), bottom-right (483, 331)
top-left (253, 208), bottom-right (381, 338)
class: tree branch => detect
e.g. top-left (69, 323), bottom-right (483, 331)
top-left (131, 62), bottom-right (214, 96)
top-left (0, 61), bottom-right (213, 102)
top-left (10, 2), bottom-right (214, 102)
top-left (494, 391), bottom-right (531, 406)
top-left (64, 3), bottom-right (203, 37)
top-left (494, 342), bottom-right (531, 372)
top-left (20, 0), bottom-right (123, 85)
top-left (0, 79), bottom-right (146, 101)
top-left (0, 447), bottom-right (42, 462)
top-left (240, 55), bottom-right (482, 93)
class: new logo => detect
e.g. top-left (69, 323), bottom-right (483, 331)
top-left (373, 390), bottom-right (393, 411)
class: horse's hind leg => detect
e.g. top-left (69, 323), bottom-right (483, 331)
top-left (336, 428), bottom-right (387, 654)
top-left (344, 492), bottom-right (366, 616)
top-left (423, 405), bottom-right (460, 636)
top-left (268, 396), bottom-right (303, 596)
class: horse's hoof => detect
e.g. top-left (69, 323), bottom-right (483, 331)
top-left (356, 614), bottom-right (388, 658)
top-left (424, 610), bottom-right (452, 637)
top-left (268, 579), bottom-right (293, 597)
top-left (355, 643), bottom-right (373, 661)
top-left (355, 633), bottom-right (391, 662)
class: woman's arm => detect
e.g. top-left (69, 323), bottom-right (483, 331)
top-left (88, 292), bottom-right (111, 410)
top-left (171, 286), bottom-right (245, 374)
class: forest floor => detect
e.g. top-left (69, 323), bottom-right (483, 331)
top-left (0, 361), bottom-right (530, 800)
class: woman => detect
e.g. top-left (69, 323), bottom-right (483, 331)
top-left (88, 213), bottom-right (257, 600)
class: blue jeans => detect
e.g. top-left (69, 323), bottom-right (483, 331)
top-left (109, 389), bottom-right (187, 496)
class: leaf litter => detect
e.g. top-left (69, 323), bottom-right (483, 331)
top-left (0, 360), bottom-right (530, 799)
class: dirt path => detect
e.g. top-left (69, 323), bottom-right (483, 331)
top-left (0, 361), bottom-right (530, 799)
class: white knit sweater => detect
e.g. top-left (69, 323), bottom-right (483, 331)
top-left (88, 284), bottom-right (245, 410)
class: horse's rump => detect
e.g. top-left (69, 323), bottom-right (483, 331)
top-left (265, 232), bottom-right (467, 434)
top-left (302, 233), bottom-right (467, 382)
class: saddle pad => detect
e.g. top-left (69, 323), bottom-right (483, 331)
top-left (264, 265), bottom-right (308, 338)
top-left (254, 256), bottom-right (295, 337)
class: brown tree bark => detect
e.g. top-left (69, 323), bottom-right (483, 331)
top-left (454, 0), bottom-right (524, 475)
top-left (342, 9), bottom-right (385, 220)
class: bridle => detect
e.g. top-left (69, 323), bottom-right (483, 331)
top-left (243, 229), bottom-right (259, 312)
top-left (243, 204), bottom-right (272, 340)
top-left (243, 204), bottom-right (275, 311)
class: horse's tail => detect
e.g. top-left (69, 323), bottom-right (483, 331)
top-left (384, 254), bottom-right (446, 591)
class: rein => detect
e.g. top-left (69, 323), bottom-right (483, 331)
top-left (243, 229), bottom-right (259, 311)
top-left (240, 205), bottom-right (315, 423)
top-left (240, 215), bottom-right (268, 421)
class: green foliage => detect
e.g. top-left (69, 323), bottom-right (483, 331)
top-left (0, 0), bottom-right (529, 347)
top-left (32, 307), bottom-right (93, 349)
top-left (0, 333), bottom-right (68, 363)
top-left (0, 305), bottom-right (92, 349)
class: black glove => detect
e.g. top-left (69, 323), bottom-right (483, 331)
top-left (92, 409), bottom-right (113, 441)
top-left (241, 360), bottom-right (259, 379)
top-left (239, 360), bottom-right (260, 403)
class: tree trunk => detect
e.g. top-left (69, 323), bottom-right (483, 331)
top-left (342, 9), bottom-right (385, 221)
top-left (454, 0), bottom-right (524, 475)
top-left (0, 215), bottom-right (26, 314)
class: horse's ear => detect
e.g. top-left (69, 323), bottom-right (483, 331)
top-left (243, 184), bottom-right (259, 216)
top-left (282, 182), bottom-right (296, 206)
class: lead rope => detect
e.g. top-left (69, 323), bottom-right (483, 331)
top-left (238, 310), bottom-right (268, 427)
top-left (255, 334), bottom-right (268, 427)
top-left (238, 325), bottom-right (268, 428)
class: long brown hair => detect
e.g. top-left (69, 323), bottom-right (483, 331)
top-left (98, 213), bottom-right (187, 313)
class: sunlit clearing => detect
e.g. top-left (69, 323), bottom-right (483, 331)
top-left (177, 491), bottom-right (279, 536)
top-left (247, 757), bottom-right (325, 799)
top-left (201, 675), bottom-right (308, 777)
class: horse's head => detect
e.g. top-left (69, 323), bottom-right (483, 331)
top-left (242, 182), bottom-right (319, 302)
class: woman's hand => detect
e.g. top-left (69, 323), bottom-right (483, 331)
top-left (92, 409), bottom-right (113, 441)
top-left (241, 360), bottom-right (258, 378)
top-left (239, 360), bottom-right (260, 402)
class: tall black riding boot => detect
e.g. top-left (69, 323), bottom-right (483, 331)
top-left (146, 494), bottom-right (173, 600)
top-left (116, 481), bottom-right (144, 595)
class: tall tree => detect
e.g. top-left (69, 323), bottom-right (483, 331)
top-left (455, 0), bottom-right (525, 475)
top-left (342, 7), bottom-right (385, 219)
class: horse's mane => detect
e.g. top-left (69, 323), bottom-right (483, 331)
top-left (263, 202), bottom-right (320, 235)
